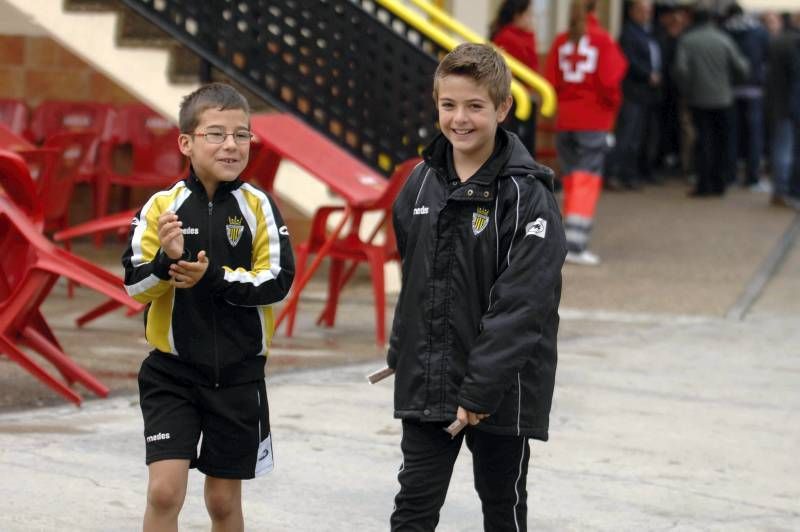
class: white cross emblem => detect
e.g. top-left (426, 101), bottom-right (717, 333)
top-left (558, 36), bottom-right (599, 83)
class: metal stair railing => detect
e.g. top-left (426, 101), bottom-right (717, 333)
top-left (119, 0), bottom-right (451, 175)
top-left (399, 0), bottom-right (556, 118)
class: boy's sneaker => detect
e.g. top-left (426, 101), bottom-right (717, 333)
top-left (565, 250), bottom-right (601, 266)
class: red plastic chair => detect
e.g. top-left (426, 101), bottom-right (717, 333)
top-left (0, 99), bottom-right (29, 136)
top-left (0, 149), bottom-right (144, 321)
top-left (0, 151), bottom-right (142, 404)
top-left (28, 101), bottom-right (112, 184)
top-left (19, 131), bottom-right (97, 235)
top-left (284, 158), bottom-right (421, 346)
top-left (0, 218), bottom-right (101, 405)
top-left (94, 103), bottom-right (186, 221)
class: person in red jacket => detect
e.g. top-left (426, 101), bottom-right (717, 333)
top-left (491, 0), bottom-right (539, 73)
top-left (491, 0), bottom-right (539, 155)
top-left (545, 0), bottom-right (627, 265)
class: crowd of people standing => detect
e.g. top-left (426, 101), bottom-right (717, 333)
top-left (491, 0), bottom-right (800, 265)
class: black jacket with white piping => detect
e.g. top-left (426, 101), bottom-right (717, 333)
top-left (122, 169), bottom-right (294, 386)
top-left (387, 129), bottom-right (566, 439)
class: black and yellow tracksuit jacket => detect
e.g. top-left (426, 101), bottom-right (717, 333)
top-left (122, 170), bottom-right (294, 386)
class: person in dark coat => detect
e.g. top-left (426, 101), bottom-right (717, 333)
top-left (765, 13), bottom-right (800, 208)
top-left (673, 6), bottom-right (750, 196)
top-left (606, 0), bottom-right (662, 190)
top-left (387, 43), bottom-right (566, 531)
top-left (723, 3), bottom-right (771, 189)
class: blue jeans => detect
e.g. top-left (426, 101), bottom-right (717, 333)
top-left (731, 97), bottom-right (764, 184)
top-left (771, 118), bottom-right (799, 197)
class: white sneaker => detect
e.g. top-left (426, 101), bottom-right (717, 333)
top-left (566, 250), bottom-right (601, 266)
top-left (748, 180), bottom-right (772, 194)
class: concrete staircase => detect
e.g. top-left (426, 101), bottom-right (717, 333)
top-left (1, 0), bottom-right (397, 288)
top-left (2, 0), bottom-right (333, 227)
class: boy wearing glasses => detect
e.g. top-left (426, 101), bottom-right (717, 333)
top-left (122, 83), bottom-right (294, 531)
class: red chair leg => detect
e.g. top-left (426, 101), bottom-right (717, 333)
top-left (318, 258), bottom-right (344, 328)
top-left (64, 238), bottom-right (76, 298)
top-left (75, 299), bottom-right (123, 327)
top-left (22, 326), bottom-right (109, 398)
top-left (32, 311), bottom-right (63, 351)
top-left (284, 244), bottom-right (310, 337)
top-left (365, 249), bottom-right (386, 346)
top-left (0, 335), bottom-right (82, 405)
top-left (92, 175), bottom-right (111, 246)
top-left (120, 187), bottom-right (132, 212)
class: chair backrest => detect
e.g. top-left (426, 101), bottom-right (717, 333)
top-left (15, 148), bottom-right (60, 223)
top-left (116, 103), bottom-right (186, 177)
top-left (0, 99), bottom-right (29, 136)
top-left (28, 101), bottom-right (111, 143)
top-left (0, 149), bottom-right (42, 224)
top-left (33, 131), bottom-right (96, 226)
top-left (371, 157), bottom-right (422, 210)
top-left (29, 101), bottom-right (113, 181)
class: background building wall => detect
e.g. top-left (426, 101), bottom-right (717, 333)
top-left (0, 3), bottom-right (139, 108)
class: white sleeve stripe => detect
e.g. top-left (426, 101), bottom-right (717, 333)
top-left (257, 308), bottom-right (267, 356)
top-left (413, 167), bottom-right (430, 206)
top-left (223, 268), bottom-right (277, 286)
top-left (125, 273), bottom-right (162, 296)
top-left (494, 193), bottom-right (500, 270)
top-left (168, 289), bottom-right (177, 355)
top-left (231, 188), bottom-right (258, 244)
top-left (507, 177), bottom-right (521, 267)
top-left (131, 183), bottom-right (191, 266)
top-left (240, 183), bottom-right (283, 277)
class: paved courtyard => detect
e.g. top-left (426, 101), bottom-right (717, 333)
top-left (0, 182), bottom-right (798, 530)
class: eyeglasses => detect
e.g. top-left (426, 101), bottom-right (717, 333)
top-left (190, 129), bottom-right (253, 144)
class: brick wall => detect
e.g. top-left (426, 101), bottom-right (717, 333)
top-left (0, 34), bottom-right (137, 107)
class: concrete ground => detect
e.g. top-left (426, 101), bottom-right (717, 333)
top-left (0, 181), bottom-right (798, 530)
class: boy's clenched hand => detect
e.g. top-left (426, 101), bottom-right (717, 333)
top-left (157, 211), bottom-right (184, 260)
top-left (169, 250), bottom-right (209, 289)
top-left (457, 406), bottom-right (489, 427)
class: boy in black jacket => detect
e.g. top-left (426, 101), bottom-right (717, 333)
top-left (387, 43), bottom-right (566, 531)
top-left (122, 83), bottom-right (294, 531)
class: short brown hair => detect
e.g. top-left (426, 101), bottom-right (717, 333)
top-left (178, 82), bottom-right (250, 133)
top-left (432, 43), bottom-right (512, 108)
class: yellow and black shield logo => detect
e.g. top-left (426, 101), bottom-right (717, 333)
top-left (226, 216), bottom-right (244, 247)
top-left (472, 207), bottom-right (490, 236)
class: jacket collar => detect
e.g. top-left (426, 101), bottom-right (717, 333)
top-left (185, 166), bottom-right (242, 200)
top-left (423, 129), bottom-right (512, 186)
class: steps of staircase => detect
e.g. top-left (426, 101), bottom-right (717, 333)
top-left (167, 45), bottom-right (202, 84)
top-left (116, 9), bottom-right (174, 47)
top-left (63, 0), bottom-right (121, 12)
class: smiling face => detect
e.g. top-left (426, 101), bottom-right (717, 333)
top-left (178, 107), bottom-right (250, 196)
top-left (436, 74), bottom-right (511, 166)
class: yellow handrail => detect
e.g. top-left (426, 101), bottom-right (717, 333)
top-left (407, 0), bottom-right (556, 117)
top-left (374, 0), bottom-right (532, 121)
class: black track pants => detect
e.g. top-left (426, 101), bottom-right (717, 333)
top-left (390, 419), bottom-right (531, 531)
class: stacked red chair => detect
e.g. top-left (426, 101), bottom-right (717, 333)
top-left (94, 103), bottom-right (187, 221)
top-left (0, 149), bottom-right (144, 405)
top-left (0, 99), bottom-right (29, 136)
top-left (27, 101), bottom-right (114, 186)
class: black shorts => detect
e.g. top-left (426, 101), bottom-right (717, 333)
top-left (138, 354), bottom-right (273, 479)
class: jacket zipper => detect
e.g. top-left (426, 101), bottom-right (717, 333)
top-left (209, 200), bottom-right (220, 388)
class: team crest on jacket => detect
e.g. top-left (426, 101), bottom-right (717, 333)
top-left (226, 216), bottom-right (244, 247)
top-left (472, 207), bottom-right (490, 236)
